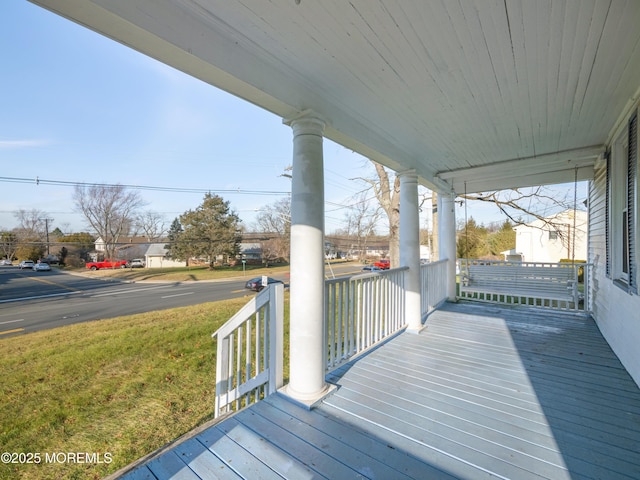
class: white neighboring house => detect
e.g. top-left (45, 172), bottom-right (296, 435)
top-left (239, 242), bottom-right (262, 263)
top-left (513, 209), bottom-right (588, 263)
top-left (144, 244), bottom-right (187, 268)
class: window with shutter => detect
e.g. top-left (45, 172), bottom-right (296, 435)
top-left (605, 148), bottom-right (611, 278)
top-left (610, 111), bottom-right (638, 294)
top-left (627, 113), bottom-right (637, 293)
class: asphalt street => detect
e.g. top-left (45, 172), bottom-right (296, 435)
top-left (0, 267), bottom-right (266, 337)
top-left (0, 262), bottom-right (362, 338)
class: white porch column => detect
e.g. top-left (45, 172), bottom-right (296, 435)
top-left (438, 192), bottom-right (457, 301)
top-left (399, 170), bottom-right (422, 332)
top-left (282, 110), bottom-right (329, 405)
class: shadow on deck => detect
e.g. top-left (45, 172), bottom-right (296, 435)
top-left (112, 302), bottom-right (640, 479)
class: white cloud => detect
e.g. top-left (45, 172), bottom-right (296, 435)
top-left (0, 139), bottom-right (49, 149)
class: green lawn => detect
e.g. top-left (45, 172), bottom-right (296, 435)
top-left (0, 296), bottom-right (287, 480)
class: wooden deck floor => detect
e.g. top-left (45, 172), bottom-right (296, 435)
top-left (115, 302), bottom-right (640, 479)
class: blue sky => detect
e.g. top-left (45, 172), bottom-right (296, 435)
top-left (1, 2), bottom-right (582, 237)
top-left (0, 1), bottom-right (379, 234)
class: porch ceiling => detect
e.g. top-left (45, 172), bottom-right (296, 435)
top-left (31, 0), bottom-right (640, 193)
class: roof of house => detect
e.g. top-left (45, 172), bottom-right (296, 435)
top-left (144, 244), bottom-right (169, 257)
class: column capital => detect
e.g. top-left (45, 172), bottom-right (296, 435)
top-left (398, 168), bottom-right (417, 178)
top-left (398, 169), bottom-right (418, 185)
top-left (283, 109), bottom-right (326, 136)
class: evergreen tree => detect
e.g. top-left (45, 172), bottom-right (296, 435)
top-left (457, 218), bottom-right (489, 259)
top-left (488, 220), bottom-right (516, 256)
top-left (173, 194), bottom-right (242, 268)
top-left (58, 232), bottom-right (96, 267)
top-left (165, 218), bottom-right (184, 260)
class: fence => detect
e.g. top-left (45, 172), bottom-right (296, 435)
top-left (212, 283), bottom-right (284, 417)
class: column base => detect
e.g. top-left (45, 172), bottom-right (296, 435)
top-left (278, 383), bottom-right (337, 410)
top-left (406, 324), bottom-right (428, 334)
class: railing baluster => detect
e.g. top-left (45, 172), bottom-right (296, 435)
top-left (324, 264), bottom-right (448, 373)
top-left (212, 283), bottom-right (284, 418)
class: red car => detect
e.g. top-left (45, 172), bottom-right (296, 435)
top-left (373, 259), bottom-right (390, 269)
top-left (85, 259), bottom-right (128, 270)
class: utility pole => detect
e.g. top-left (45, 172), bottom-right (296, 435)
top-left (45, 218), bottom-right (51, 256)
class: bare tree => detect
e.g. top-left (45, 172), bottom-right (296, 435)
top-left (135, 210), bottom-right (167, 241)
top-left (13, 209), bottom-right (50, 240)
top-left (0, 230), bottom-right (19, 261)
top-left (357, 162), bottom-right (401, 266)
top-left (73, 184), bottom-right (146, 259)
top-left (342, 190), bottom-right (380, 260)
top-left (358, 162), bottom-right (432, 267)
top-left (459, 187), bottom-right (580, 248)
top-left (362, 161), bottom-right (580, 264)
top-left (253, 197), bottom-right (291, 263)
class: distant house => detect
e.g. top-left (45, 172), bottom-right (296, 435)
top-left (94, 236), bottom-right (153, 257)
top-left (513, 209), bottom-right (588, 263)
top-left (145, 244), bottom-right (187, 268)
top-left (239, 242), bottom-right (262, 263)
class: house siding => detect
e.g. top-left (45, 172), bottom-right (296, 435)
top-left (590, 159), bottom-right (640, 387)
top-left (514, 210), bottom-right (588, 263)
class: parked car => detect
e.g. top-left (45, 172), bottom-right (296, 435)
top-left (244, 276), bottom-right (283, 292)
top-left (33, 262), bottom-right (51, 272)
top-left (373, 259), bottom-right (390, 269)
top-left (85, 259), bottom-right (128, 270)
top-left (18, 260), bottom-right (35, 269)
top-left (129, 258), bottom-right (145, 268)
top-left (0, 259), bottom-right (12, 266)
top-left (362, 265), bottom-right (383, 272)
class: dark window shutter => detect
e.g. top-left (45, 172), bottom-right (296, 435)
top-left (605, 148), bottom-right (611, 278)
top-left (628, 112), bottom-right (637, 293)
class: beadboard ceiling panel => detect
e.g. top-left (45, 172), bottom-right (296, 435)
top-left (30, 0), bottom-right (640, 193)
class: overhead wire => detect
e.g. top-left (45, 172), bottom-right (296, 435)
top-left (0, 176), bottom-right (289, 196)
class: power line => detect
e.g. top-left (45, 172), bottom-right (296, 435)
top-left (0, 176), bottom-right (289, 196)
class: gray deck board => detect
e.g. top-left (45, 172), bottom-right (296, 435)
top-left (117, 302), bottom-right (640, 479)
top-left (170, 437), bottom-right (243, 480)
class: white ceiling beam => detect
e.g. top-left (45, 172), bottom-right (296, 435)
top-left (436, 145), bottom-right (604, 183)
top-left (451, 165), bottom-right (595, 194)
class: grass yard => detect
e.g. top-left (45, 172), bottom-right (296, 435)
top-left (0, 295), bottom-right (288, 480)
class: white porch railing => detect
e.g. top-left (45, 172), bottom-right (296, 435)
top-left (213, 261), bottom-right (453, 415)
top-left (212, 283), bottom-right (284, 418)
top-left (420, 259), bottom-right (449, 317)
top-left (458, 259), bottom-right (591, 312)
top-left (324, 267), bottom-right (408, 372)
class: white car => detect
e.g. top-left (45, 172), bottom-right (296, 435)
top-left (18, 260), bottom-right (35, 269)
top-left (129, 258), bottom-right (145, 268)
top-left (33, 262), bottom-right (51, 272)
top-left (0, 259), bottom-right (12, 266)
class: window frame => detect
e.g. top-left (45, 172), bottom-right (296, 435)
top-left (608, 111), bottom-right (638, 293)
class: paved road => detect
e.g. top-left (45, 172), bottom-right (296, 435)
top-left (0, 262), bottom-right (363, 338)
top-left (0, 268), bottom-right (266, 337)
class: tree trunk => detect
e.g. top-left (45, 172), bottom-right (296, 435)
top-left (372, 163), bottom-right (400, 268)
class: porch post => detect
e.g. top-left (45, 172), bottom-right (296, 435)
top-left (282, 110), bottom-right (329, 405)
top-left (439, 192), bottom-right (457, 301)
top-left (399, 170), bottom-right (422, 332)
